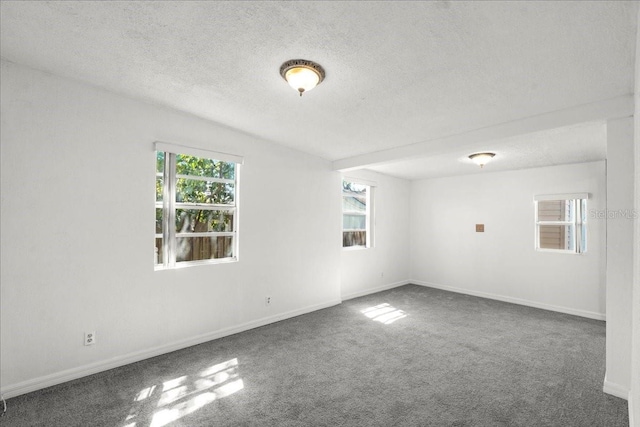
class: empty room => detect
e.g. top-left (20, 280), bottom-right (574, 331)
top-left (1, 1), bottom-right (639, 426)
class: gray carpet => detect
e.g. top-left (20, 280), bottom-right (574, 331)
top-left (3, 285), bottom-right (629, 426)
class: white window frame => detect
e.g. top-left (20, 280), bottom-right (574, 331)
top-left (534, 193), bottom-right (589, 254)
top-left (342, 177), bottom-right (375, 249)
top-left (155, 142), bottom-right (243, 269)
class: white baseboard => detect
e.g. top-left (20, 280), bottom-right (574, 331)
top-left (602, 374), bottom-right (630, 400)
top-left (341, 280), bottom-right (410, 301)
top-left (630, 391), bottom-right (635, 427)
top-left (1, 298), bottom-right (341, 399)
top-left (412, 280), bottom-right (606, 321)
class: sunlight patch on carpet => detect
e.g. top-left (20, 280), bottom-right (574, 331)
top-left (361, 303), bottom-right (407, 324)
top-left (136, 385), bottom-right (157, 401)
top-left (123, 358), bottom-right (244, 427)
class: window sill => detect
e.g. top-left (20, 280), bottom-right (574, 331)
top-left (535, 248), bottom-right (584, 255)
top-left (342, 246), bottom-right (370, 251)
top-left (155, 257), bottom-right (238, 271)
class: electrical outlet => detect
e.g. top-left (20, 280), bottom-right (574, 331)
top-left (84, 331), bottom-right (96, 346)
top-left (265, 296), bottom-right (272, 306)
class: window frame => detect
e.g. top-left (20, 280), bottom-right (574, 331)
top-left (342, 178), bottom-right (375, 249)
top-left (155, 142), bottom-right (242, 269)
top-left (534, 193), bottom-right (589, 254)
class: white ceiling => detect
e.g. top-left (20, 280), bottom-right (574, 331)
top-left (369, 120), bottom-right (608, 180)
top-left (0, 1), bottom-right (637, 180)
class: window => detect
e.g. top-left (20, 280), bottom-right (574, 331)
top-left (155, 142), bottom-right (242, 268)
top-left (534, 193), bottom-right (588, 254)
top-left (342, 179), bottom-right (372, 248)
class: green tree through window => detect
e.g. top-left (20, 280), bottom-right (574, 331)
top-left (156, 150), bottom-right (239, 267)
top-left (342, 180), bottom-right (370, 248)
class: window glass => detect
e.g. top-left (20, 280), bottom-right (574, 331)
top-left (176, 236), bottom-right (234, 262)
top-left (343, 214), bottom-right (366, 230)
top-left (156, 151), bottom-right (239, 268)
top-left (342, 180), bottom-right (371, 248)
top-left (175, 179), bottom-right (235, 204)
top-left (156, 152), bottom-right (164, 202)
top-left (175, 210), bottom-right (234, 233)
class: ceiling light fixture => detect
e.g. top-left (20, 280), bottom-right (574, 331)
top-left (280, 59), bottom-right (325, 97)
top-left (468, 152), bottom-right (496, 168)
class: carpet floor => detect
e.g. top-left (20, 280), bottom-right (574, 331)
top-left (3, 285), bottom-right (629, 426)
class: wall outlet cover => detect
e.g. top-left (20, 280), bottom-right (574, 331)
top-left (84, 331), bottom-right (96, 346)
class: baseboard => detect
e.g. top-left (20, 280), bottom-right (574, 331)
top-left (0, 298), bottom-right (341, 399)
top-left (412, 280), bottom-right (606, 321)
top-left (629, 391), bottom-right (635, 427)
top-left (602, 375), bottom-right (630, 400)
top-left (341, 280), bottom-right (410, 301)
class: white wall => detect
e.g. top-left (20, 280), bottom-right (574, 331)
top-left (0, 59), bottom-right (342, 397)
top-left (340, 170), bottom-right (411, 300)
top-left (631, 10), bottom-right (640, 422)
top-left (605, 117), bottom-right (635, 400)
top-left (633, 94), bottom-right (640, 425)
top-left (410, 162), bottom-right (607, 320)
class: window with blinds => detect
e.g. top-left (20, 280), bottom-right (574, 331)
top-left (534, 194), bottom-right (588, 254)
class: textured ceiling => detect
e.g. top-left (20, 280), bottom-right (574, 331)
top-left (0, 1), bottom-right (637, 179)
top-left (368, 121), bottom-right (607, 180)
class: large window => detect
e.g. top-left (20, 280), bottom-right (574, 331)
top-left (342, 179), bottom-right (372, 248)
top-left (534, 194), bottom-right (588, 254)
top-left (155, 142), bottom-right (242, 268)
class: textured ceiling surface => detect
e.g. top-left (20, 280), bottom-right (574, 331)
top-left (368, 121), bottom-right (607, 180)
top-left (0, 1), bottom-right (637, 178)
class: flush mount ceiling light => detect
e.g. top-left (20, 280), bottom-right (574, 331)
top-left (468, 152), bottom-right (496, 168)
top-left (280, 59), bottom-right (325, 97)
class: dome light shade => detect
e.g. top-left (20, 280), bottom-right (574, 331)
top-left (280, 59), bottom-right (325, 96)
top-left (468, 152), bottom-right (496, 168)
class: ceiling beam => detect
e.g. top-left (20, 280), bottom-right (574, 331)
top-left (332, 95), bottom-right (634, 172)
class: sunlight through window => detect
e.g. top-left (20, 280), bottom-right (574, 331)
top-left (361, 303), bottom-right (407, 325)
top-left (123, 358), bottom-right (245, 427)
